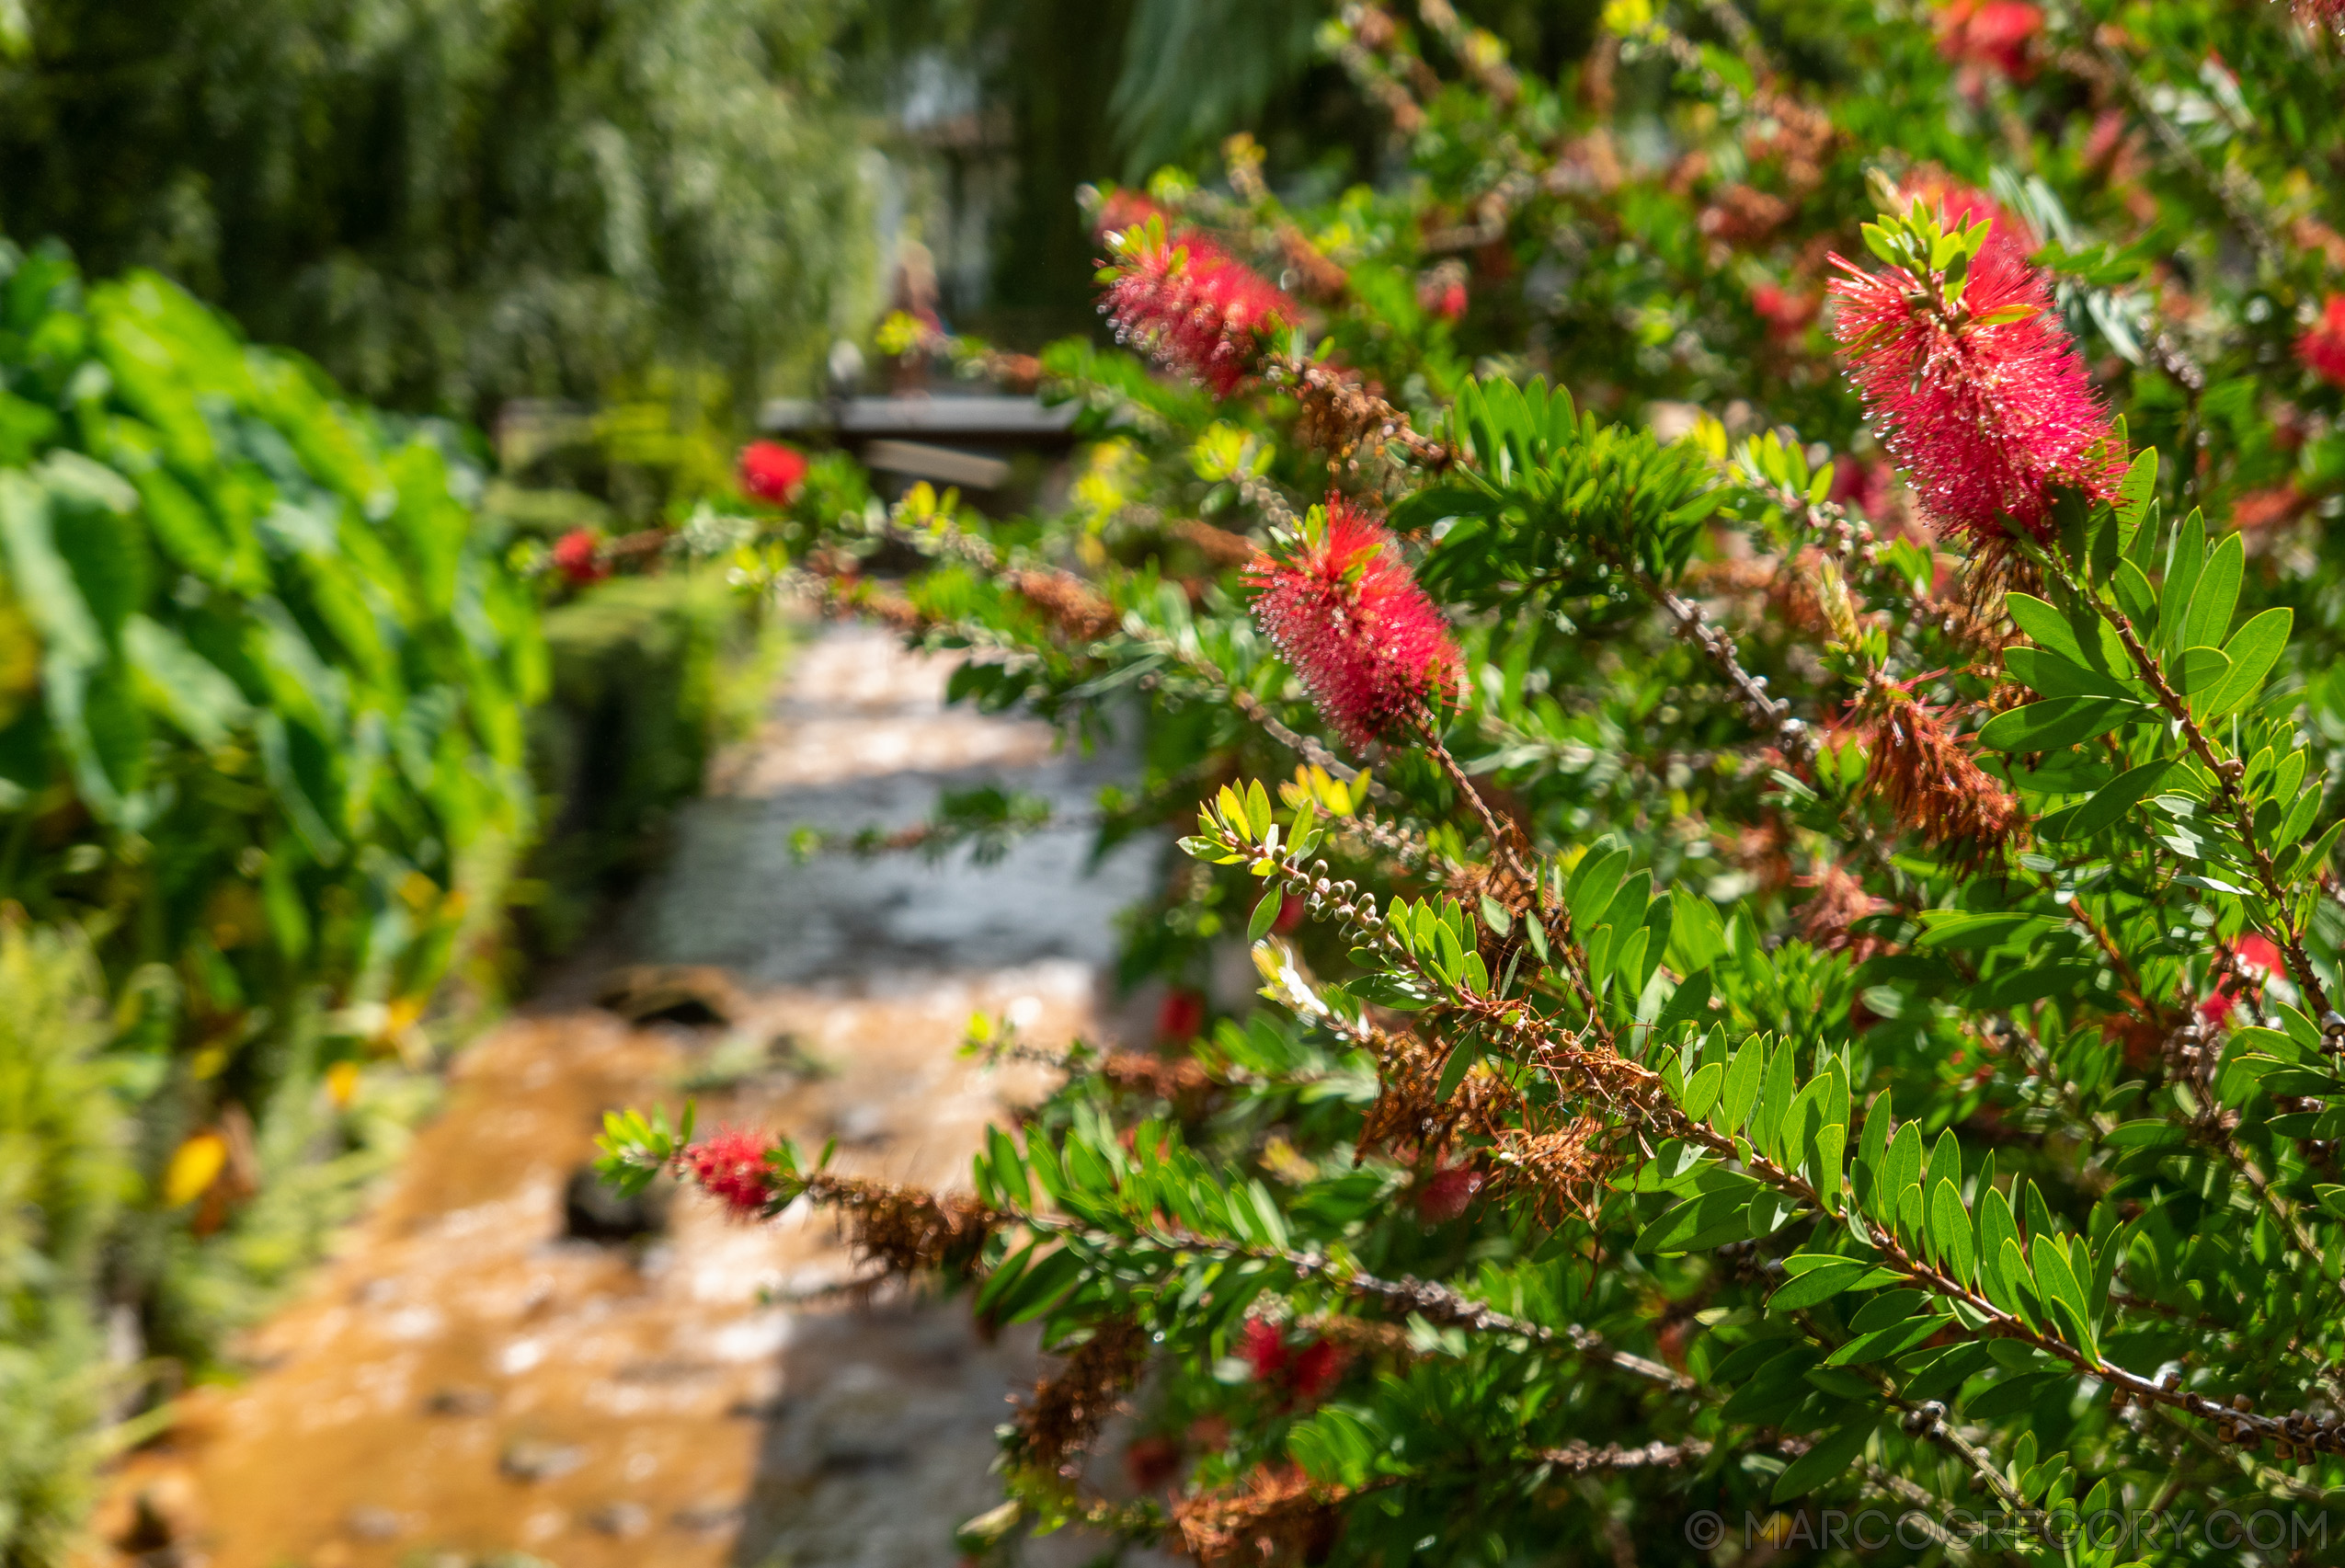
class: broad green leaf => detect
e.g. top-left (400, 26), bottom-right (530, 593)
top-left (1751, 1041), bottom-right (1797, 1162)
top-left (2158, 510), bottom-right (2206, 657)
top-left (1247, 887), bottom-right (1282, 941)
top-left (2199, 608), bottom-right (2289, 716)
top-left (1882, 1120), bottom-right (1922, 1228)
top-left (1770, 1420), bottom-right (1875, 1502)
top-left (1717, 1036), bottom-right (1763, 1133)
top-left (2182, 532), bottom-right (2243, 649)
top-left (2172, 646), bottom-right (2229, 694)
top-left (1680, 1060), bottom-right (1726, 1122)
top-left (1975, 696), bottom-right (2142, 752)
top-left (1930, 1182), bottom-right (1975, 1285)
top-left (1654, 967), bottom-right (1713, 1037)
top-left (2002, 646), bottom-right (2132, 700)
top-left (2040, 759), bottom-right (2174, 841)
top-left (1636, 1185), bottom-right (1760, 1253)
top-left (1767, 1260), bottom-right (1879, 1310)
top-left (2005, 593), bottom-right (2090, 665)
top-left (1566, 845), bottom-right (1630, 929)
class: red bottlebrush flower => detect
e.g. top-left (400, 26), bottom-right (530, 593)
top-left (1414, 1162), bottom-right (1485, 1223)
top-left (2295, 0), bottom-right (2345, 32)
top-left (1100, 225), bottom-right (1296, 397)
top-left (2300, 295), bottom-right (2345, 388)
top-left (1239, 1320), bottom-right (1344, 1403)
top-left (1156, 988), bottom-right (1207, 1043)
top-left (739, 440), bottom-right (810, 505)
top-left (1936, 0), bottom-right (2043, 81)
top-left (1828, 200), bottom-right (2122, 545)
top-left (550, 528), bottom-right (606, 585)
top-left (681, 1127), bottom-right (777, 1218)
top-left (1273, 893), bottom-right (1308, 934)
top-left (1417, 261), bottom-right (1469, 322)
top-left (1240, 1318), bottom-right (1289, 1382)
top-left (2199, 934), bottom-right (2283, 1024)
top-left (1244, 500), bottom-right (1463, 750)
top-left (1750, 281), bottom-right (1819, 341)
top-left (1847, 681), bottom-right (2021, 864)
top-left (1286, 1338), bottom-right (1344, 1402)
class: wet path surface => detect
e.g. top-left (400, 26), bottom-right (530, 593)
top-left (118, 621), bottom-right (1158, 1568)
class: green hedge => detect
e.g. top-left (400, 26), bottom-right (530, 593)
top-left (0, 237), bottom-right (543, 1561)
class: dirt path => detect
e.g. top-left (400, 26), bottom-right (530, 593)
top-left (109, 622), bottom-right (1157, 1568)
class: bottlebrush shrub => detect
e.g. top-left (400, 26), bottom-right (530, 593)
top-left (612, 4), bottom-right (2345, 1562)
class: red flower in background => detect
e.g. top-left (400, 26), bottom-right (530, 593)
top-left (1245, 500), bottom-right (1462, 750)
top-left (1156, 989), bottom-right (1207, 1043)
top-left (2199, 934), bottom-right (2284, 1024)
top-left (1751, 281), bottom-right (1819, 341)
top-left (1417, 263), bottom-right (1469, 323)
top-left (739, 441), bottom-right (810, 505)
top-left (1240, 1319), bottom-right (1345, 1402)
top-left (1414, 1162), bottom-right (1485, 1223)
top-left (1937, 0), bottom-right (2043, 82)
top-left (1828, 193), bottom-right (2122, 544)
top-left (551, 528), bottom-right (606, 585)
top-left (682, 1127), bottom-right (777, 1218)
top-left (1101, 226), bottom-right (1296, 396)
top-left (2300, 295), bottom-right (2345, 388)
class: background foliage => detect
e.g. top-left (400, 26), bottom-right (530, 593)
top-left (0, 237), bottom-right (543, 1553)
top-left (0, 0), bottom-right (875, 418)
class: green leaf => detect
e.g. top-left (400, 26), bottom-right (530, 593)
top-left (1964, 1370), bottom-right (2064, 1418)
top-left (2199, 608), bottom-right (2289, 717)
top-left (2030, 1234), bottom-right (2097, 1360)
top-left (1636, 1185), bottom-right (1761, 1253)
top-left (1243, 778), bottom-right (1274, 839)
top-left (1248, 887), bottom-right (1282, 942)
top-left (2172, 646), bottom-right (2229, 694)
top-left (1997, 1237), bottom-right (2040, 1324)
top-left (1882, 1120), bottom-right (1922, 1227)
top-left (985, 1126), bottom-right (1033, 1209)
top-left (1435, 1038), bottom-right (1478, 1103)
top-left (1770, 1420), bottom-right (1875, 1502)
top-left (2114, 448), bottom-right (2156, 538)
top-left (1653, 967), bottom-right (1713, 1036)
top-left (2113, 558), bottom-right (2157, 627)
top-left (2003, 646), bottom-right (2133, 700)
top-left (1716, 1036), bottom-right (1763, 1134)
top-left (1930, 1182), bottom-right (1975, 1285)
top-left (1767, 1260), bottom-right (1881, 1310)
top-left (2041, 759), bottom-right (2174, 841)
top-left (2005, 594), bottom-right (2090, 665)
top-left (1976, 696), bottom-right (2143, 752)
top-left (2182, 532), bottom-right (2243, 650)
top-left (2158, 511), bottom-right (2207, 658)
top-left (1566, 845), bottom-right (1630, 929)
top-left (1848, 1289), bottom-right (1930, 1333)
top-left (1746, 1185), bottom-right (1801, 1239)
top-left (1681, 1060), bottom-right (1726, 1121)
top-left (1750, 1040), bottom-right (1797, 1162)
